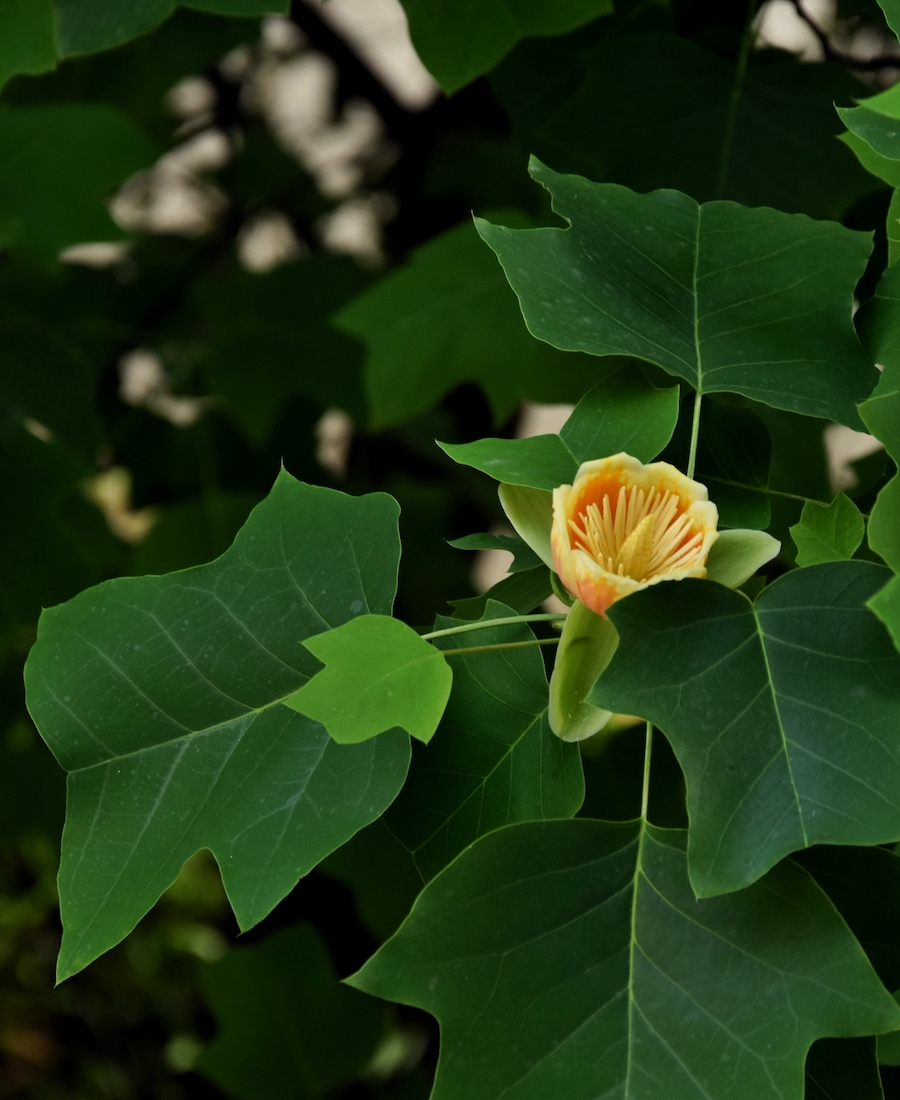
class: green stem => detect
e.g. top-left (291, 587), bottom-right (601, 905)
top-left (421, 613), bottom-right (566, 642)
top-left (442, 637), bottom-right (560, 658)
top-left (714, 0), bottom-right (757, 199)
top-left (687, 391), bottom-right (703, 480)
top-left (641, 722), bottom-right (654, 821)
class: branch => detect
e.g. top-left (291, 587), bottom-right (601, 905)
top-left (789, 0), bottom-right (900, 71)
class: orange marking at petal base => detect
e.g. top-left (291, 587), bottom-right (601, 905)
top-left (552, 453), bottom-right (719, 617)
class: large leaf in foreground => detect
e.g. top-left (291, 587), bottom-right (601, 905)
top-left (386, 602), bottom-right (583, 881)
top-left (351, 820), bottom-right (900, 1100)
top-left (477, 159), bottom-right (876, 428)
top-left (592, 563), bottom-right (900, 896)
top-left (24, 470), bottom-right (411, 981)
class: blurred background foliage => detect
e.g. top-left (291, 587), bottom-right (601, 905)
top-left (2, 0), bottom-right (900, 1096)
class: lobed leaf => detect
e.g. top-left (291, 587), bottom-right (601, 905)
top-left (477, 159), bottom-right (876, 428)
top-left (592, 563), bottom-right (900, 897)
top-left (286, 615), bottom-right (453, 745)
top-left (790, 493), bottom-right (866, 566)
top-left (351, 819), bottom-right (900, 1100)
top-left (24, 470), bottom-right (411, 980)
top-left (440, 364), bottom-right (679, 489)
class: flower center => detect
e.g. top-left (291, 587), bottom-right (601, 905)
top-left (568, 484), bottom-right (704, 582)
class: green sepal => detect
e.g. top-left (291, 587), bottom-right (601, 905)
top-left (548, 600), bottom-right (618, 742)
top-left (705, 529), bottom-right (781, 589)
top-left (497, 482), bottom-right (554, 568)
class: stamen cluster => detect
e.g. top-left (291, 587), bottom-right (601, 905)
top-left (551, 453), bottom-right (719, 617)
top-left (570, 485), bottom-right (705, 582)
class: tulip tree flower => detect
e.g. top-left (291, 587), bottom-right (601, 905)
top-left (499, 453), bottom-right (781, 743)
top-left (552, 453), bottom-right (720, 618)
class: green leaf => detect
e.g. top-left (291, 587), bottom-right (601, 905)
top-left (704, 528), bottom-right (781, 589)
top-left (494, 32), bottom-right (878, 220)
top-left (0, 0), bottom-right (55, 89)
top-left (840, 130), bottom-right (900, 188)
top-left (441, 434), bottom-right (576, 492)
top-left (24, 470), bottom-right (411, 981)
top-left (350, 820), bottom-right (900, 1100)
top-left (558, 363), bottom-right (680, 465)
top-left (334, 218), bottom-right (605, 430)
top-left (693, 402), bottom-right (773, 529)
top-left (197, 924), bottom-right (383, 1100)
top-left (857, 263), bottom-right (900, 386)
top-left (868, 476), bottom-right (900, 572)
top-left (860, 389), bottom-right (900, 462)
top-left (791, 493), bottom-right (866, 566)
top-left (447, 565), bottom-right (553, 620)
top-left (129, 492), bottom-right (260, 576)
top-left (439, 365), bottom-right (680, 490)
top-left (592, 562), bottom-right (900, 897)
top-left (55, 0), bottom-right (173, 56)
top-left (398, 0), bottom-right (613, 94)
top-left (879, 0), bottom-right (900, 38)
top-left (387, 601), bottom-right (582, 880)
top-left (839, 103), bottom-right (900, 162)
top-left (286, 615), bottom-right (453, 745)
top-left (804, 1038), bottom-right (884, 1100)
top-left (0, 105), bottom-right (160, 266)
top-left (870, 574), bottom-right (900, 653)
top-left (447, 533), bottom-right (543, 573)
top-left (477, 159), bottom-right (876, 429)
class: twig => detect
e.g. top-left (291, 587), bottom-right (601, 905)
top-left (789, 0), bottom-right (900, 71)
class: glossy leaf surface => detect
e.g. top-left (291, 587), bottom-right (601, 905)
top-left (24, 470), bottom-right (411, 980)
top-left (593, 563), bottom-right (900, 896)
top-left (286, 615), bottom-right (452, 745)
top-left (386, 601), bottom-right (583, 881)
top-left (477, 160), bottom-right (876, 428)
top-left (351, 820), bottom-right (900, 1100)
